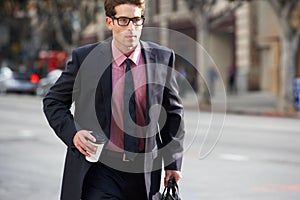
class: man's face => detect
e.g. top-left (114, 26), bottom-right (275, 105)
top-left (106, 4), bottom-right (143, 54)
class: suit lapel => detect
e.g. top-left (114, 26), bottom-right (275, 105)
top-left (141, 41), bottom-right (156, 125)
top-left (95, 39), bottom-right (113, 138)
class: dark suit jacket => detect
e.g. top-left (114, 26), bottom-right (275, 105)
top-left (43, 39), bottom-right (185, 200)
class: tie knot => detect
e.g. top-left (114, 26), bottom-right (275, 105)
top-left (125, 59), bottom-right (132, 72)
top-left (125, 58), bottom-right (131, 64)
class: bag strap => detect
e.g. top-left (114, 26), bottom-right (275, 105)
top-left (161, 177), bottom-right (180, 200)
top-left (170, 177), bottom-right (179, 198)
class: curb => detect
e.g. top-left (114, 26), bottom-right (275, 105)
top-left (183, 103), bottom-right (300, 119)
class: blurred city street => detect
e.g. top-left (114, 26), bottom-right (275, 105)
top-left (1, 0), bottom-right (300, 199)
top-left (0, 94), bottom-right (299, 200)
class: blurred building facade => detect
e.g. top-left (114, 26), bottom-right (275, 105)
top-left (136, 0), bottom-right (300, 96)
top-left (1, 0), bottom-right (299, 96)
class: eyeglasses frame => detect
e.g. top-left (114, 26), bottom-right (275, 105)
top-left (111, 15), bottom-right (145, 26)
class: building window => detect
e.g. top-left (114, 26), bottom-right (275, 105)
top-left (155, 0), bottom-right (160, 14)
top-left (173, 0), bottom-right (178, 12)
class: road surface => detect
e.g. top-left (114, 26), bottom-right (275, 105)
top-left (0, 94), bottom-right (299, 199)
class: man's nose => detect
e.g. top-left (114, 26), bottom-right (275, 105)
top-left (127, 20), bottom-right (135, 29)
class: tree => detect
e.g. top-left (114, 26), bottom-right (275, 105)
top-left (267, 0), bottom-right (300, 112)
top-left (0, 0), bottom-right (32, 61)
top-left (1, 0), bottom-right (102, 53)
top-left (183, 0), bottom-right (247, 106)
top-left (30, 0), bottom-right (102, 52)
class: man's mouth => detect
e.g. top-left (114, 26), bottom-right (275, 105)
top-left (125, 35), bottom-right (136, 39)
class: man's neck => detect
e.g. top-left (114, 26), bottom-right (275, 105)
top-left (112, 40), bottom-right (138, 57)
top-left (123, 48), bottom-right (135, 57)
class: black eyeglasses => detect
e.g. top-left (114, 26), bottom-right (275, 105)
top-left (111, 16), bottom-right (145, 26)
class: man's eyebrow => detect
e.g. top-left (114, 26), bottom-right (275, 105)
top-left (114, 16), bottom-right (142, 18)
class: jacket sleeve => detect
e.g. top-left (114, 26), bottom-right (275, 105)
top-left (43, 49), bottom-right (80, 147)
top-left (160, 50), bottom-right (185, 171)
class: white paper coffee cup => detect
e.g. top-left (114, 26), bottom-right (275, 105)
top-left (85, 141), bottom-right (104, 162)
top-left (85, 132), bottom-right (106, 163)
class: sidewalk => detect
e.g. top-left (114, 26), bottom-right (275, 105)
top-left (182, 91), bottom-right (300, 118)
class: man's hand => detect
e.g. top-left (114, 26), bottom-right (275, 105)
top-left (73, 130), bottom-right (96, 157)
top-left (164, 170), bottom-right (182, 186)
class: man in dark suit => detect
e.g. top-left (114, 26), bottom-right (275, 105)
top-left (43, 0), bottom-right (185, 199)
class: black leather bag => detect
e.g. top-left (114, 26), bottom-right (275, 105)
top-left (160, 177), bottom-right (181, 200)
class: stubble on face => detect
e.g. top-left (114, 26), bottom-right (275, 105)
top-left (111, 4), bottom-right (143, 55)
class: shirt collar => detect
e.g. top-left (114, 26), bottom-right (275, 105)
top-left (112, 40), bottom-right (142, 67)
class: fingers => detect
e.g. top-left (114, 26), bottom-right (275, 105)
top-left (164, 170), bottom-right (182, 186)
top-left (164, 176), bottom-right (170, 187)
top-left (73, 130), bottom-right (97, 157)
top-left (172, 171), bottom-right (182, 182)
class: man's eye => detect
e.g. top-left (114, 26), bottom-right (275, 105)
top-left (119, 18), bottom-right (128, 23)
top-left (133, 18), bottom-right (141, 22)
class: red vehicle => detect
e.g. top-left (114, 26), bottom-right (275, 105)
top-left (38, 50), bottom-right (68, 72)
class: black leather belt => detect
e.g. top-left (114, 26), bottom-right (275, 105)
top-left (99, 149), bottom-right (145, 172)
top-left (101, 149), bottom-right (131, 162)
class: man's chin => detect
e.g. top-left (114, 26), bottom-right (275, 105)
top-left (125, 42), bottom-right (138, 49)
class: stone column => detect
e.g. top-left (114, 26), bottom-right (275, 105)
top-left (235, 3), bottom-right (252, 94)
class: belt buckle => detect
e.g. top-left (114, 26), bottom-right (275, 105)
top-left (122, 153), bottom-right (130, 162)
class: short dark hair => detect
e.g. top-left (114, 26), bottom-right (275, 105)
top-left (104, 0), bottom-right (145, 17)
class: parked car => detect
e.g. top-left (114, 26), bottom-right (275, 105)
top-left (36, 69), bottom-right (62, 96)
top-left (0, 66), bottom-right (40, 94)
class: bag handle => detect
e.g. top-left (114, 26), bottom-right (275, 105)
top-left (161, 176), bottom-right (180, 200)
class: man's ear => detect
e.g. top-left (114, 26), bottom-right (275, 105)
top-left (105, 17), bottom-right (113, 30)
